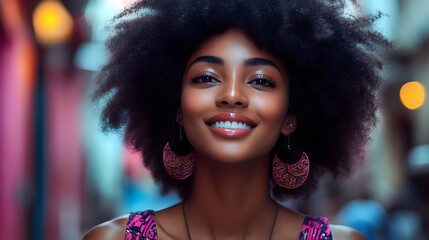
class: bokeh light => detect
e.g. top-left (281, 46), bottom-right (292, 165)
top-left (399, 81), bottom-right (426, 110)
top-left (32, 0), bottom-right (73, 44)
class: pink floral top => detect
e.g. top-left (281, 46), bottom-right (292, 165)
top-left (125, 210), bottom-right (332, 240)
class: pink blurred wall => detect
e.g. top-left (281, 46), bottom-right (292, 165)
top-left (44, 50), bottom-right (88, 240)
top-left (0, 0), bottom-right (36, 239)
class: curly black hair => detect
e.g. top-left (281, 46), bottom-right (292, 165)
top-left (94, 0), bottom-right (391, 200)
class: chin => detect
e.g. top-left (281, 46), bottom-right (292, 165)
top-left (197, 146), bottom-right (266, 164)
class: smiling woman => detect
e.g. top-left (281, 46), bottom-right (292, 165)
top-left (84, 0), bottom-right (391, 239)
top-left (181, 30), bottom-right (290, 165)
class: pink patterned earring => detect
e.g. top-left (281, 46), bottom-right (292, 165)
top-left (272, 124), bottom-right (310, 189)
top-left (163, 119), bottom-right (195, 180)
top-left (163, 142), bottom-right (195, 179)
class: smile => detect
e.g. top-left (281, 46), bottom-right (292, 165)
top-left (210, 121), bottom-right (251, 129)
top-left (205, 112), bottom-right (257, 138)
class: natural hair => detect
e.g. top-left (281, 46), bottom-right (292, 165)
top-left (94, 0), bottom-right (391, 200)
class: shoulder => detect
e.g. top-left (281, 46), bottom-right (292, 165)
top-left (83, 214), bottom-right (129, 240)
top-left (155, 204), bottom-right (188, 239)
top-left (330, 224), bottom-right (368, 240)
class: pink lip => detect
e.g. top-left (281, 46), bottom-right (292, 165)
top-left (205, 112), bottom-right (257, 139)
top-left (209, 127), bottom-right (253, 138)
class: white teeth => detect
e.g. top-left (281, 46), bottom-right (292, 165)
top-left (210, 121), bottom-right (252, 129)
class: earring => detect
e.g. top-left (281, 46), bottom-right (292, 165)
top-left (272, 124), bottom-right (310, 189)
top-left (163, 142), bottom-right (195, 179)
top-left (176, 118), bottom-right (183, 140)
top-left (287, 123), bottom-right (293, 150)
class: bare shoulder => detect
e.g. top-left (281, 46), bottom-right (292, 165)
top-left (155, 203), bottom-right (187, 240)
top-left (82, 214), bottom-right (129, 240)
top-left (330, 224), bottom-right (368, 240)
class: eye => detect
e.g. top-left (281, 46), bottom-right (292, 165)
top-left (191, 74), bottom-right (219, 84)
top-left (248, 76), bottom-right (276, 88)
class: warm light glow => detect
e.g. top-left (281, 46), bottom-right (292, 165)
top-left (399, 81), bottom-right (426, 110)
top-left (32, 0), bottom-right (73, 44)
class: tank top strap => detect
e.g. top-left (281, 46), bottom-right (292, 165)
top-left (298, 215), bottom-right (332, 240)
top-left (123, 210), bottom-right (330, 240)
top-left (125, 210), bottom-right (158, 240)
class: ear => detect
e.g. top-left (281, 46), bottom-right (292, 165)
top-left (176, 108), bottom-right (183, 126)
top-left (281, 114), bottom-right (297, 136)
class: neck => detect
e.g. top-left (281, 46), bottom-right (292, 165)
top-left (185, 153), bottom-right (277, 239)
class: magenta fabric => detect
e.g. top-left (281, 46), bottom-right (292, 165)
top-left (125, 211), bottom-right (158, 240)
top-left (125, 210), bottom-right (332, 240)
top-left (299, 215), bottom-right (332, 240)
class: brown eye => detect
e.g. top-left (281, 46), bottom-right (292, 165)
top-left (191, 74), bottom-right (219, 84)
top-left (248, 77), bottom-right (276, 88)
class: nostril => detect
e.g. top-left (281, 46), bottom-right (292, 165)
top-left (218, 100), bottom-right (246, 106)
top-left (220, 101), bottom-right (243, 105)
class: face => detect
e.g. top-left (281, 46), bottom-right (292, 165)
top-left (181, 29), bottom-right (295, 163)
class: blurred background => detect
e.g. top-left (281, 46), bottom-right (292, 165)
top-left (0, 0), bottom-right (428, 239)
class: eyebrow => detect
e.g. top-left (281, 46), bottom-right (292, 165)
top-left (244, 58), bottom-right (280, 71)
top-left (188, 56), bottom-right (224, 69)
top-left (187, 56), bottom-right (280, 71)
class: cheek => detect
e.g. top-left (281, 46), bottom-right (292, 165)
top-left (250, 93), bottom-right (288, 156)
top-left (181, 88), bottom-right (212, 123)
top-left (252, 93), bottom-right (288, 126)
top-left (180, 88), bottom-right (215, 154)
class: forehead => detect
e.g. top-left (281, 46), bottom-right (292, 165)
top-left (187, 29), bottom-right (280, 66)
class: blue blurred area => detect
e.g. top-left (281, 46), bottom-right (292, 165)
top-left (337, 200), bottom-right (389, 239)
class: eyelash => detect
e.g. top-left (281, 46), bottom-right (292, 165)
top-left (191, 73), bottom-right (276, 88)
top-left (191, 74), bottom-right (219, 84)
top-left (248, 75), bottom-right (276, 88)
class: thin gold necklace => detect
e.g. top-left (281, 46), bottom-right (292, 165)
top-left (182, 201), bottom-right (279, 240)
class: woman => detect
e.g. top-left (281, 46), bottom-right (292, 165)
top-left (84, 0), bottom-right (391, 239)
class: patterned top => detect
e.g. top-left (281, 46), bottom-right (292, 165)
top-left (125, 210), bottom-right (332, 240)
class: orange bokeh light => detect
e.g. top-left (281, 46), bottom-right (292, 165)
top-left (399, 81), bottom-right (426, 110)
top-left (32, 0), bottom-right (73, 44)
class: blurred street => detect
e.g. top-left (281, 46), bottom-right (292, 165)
top-left (0, 0), bottom-right (428, 239)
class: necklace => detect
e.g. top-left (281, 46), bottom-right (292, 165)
top-left (182, 201), bottom-right (279, 240)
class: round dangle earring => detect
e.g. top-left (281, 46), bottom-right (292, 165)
top-left (163, 118), bottom-right (195, 180)
top-left (272, 124), bottom-right (310, 189)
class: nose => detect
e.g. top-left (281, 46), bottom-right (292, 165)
top-left (215, 76), bottom-right (248, 108)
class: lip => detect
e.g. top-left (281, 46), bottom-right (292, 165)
top-left (209, 127), bottom-right (253, 138)
top-left (205, 112), bottom-right (257, 139)
top-left (205, 112), bottom-right (257, 127)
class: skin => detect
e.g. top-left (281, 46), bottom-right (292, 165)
top-left (83, 29), bottom-right (367, 240)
